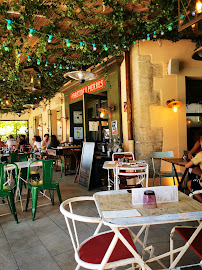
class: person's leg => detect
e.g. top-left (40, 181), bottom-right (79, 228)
top-left (190, 179), bottom-right (202, 203)
top-left (192, 166), bottom-right (202, 177)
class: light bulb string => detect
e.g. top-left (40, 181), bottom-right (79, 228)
top-left (1, 16), bottom-right (177, 50)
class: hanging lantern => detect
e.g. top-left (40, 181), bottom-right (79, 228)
top-left (22, 68), bottom-right (41, 91)
top-left (0, 93), bottom-right (12, 109)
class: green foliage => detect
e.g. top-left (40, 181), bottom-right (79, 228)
top-left (0, 0), bottom-right (201, 113)
top-left (0, 120), bottom-right (27, 141)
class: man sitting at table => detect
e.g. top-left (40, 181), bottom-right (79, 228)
top-left (185, 136), bottom-right (202, 203)
top-left (18, 135), bottom-right (27, 151)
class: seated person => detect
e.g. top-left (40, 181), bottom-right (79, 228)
top-left (185, 135), bottom-right (202, 203)
top-left (0, 137), bottom-right (5, 147)
top-left (41, 134), bottom-right (50, 150)
top-left (187, 131), bottom-right (202, 179)
top-left (32, 135), bottom-right (42, 152)
top-left (47, 135), bottom-right (60, 149)
top-left (6, 135), bottom-right (17, 150)
top-left (18, 135), bottom-right (27, 151)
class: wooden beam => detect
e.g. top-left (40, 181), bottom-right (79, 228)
top-left (125, 51), bottom-right (133, 140)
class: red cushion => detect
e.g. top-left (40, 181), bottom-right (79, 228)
top-left (79, 228), bottom-right (138, 264)
top-left (114, 154), bottom-right (133, 160)
top-left (175, 227), bottom-right (202, 259)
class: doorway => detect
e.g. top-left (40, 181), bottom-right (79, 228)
top-left (186, 77), bottom-right (202, 150)
top-left (69, 92), bottom-right (109, 143)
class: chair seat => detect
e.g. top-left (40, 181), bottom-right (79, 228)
top-left (79, 228), bottom-right (137, 264)
top-left (158, 171), bottom-right (183, 177)
top-left (29, 180), bottom-right (43, 187)
top-left (175, 227), bottom-right (202, 259)
top-left (3, 186), bottom-right (11, 191)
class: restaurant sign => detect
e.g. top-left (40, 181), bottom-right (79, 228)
top-left (70, 78), bottom-right (105, 101)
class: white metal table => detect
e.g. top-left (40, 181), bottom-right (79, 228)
top-left (94, 190), bottom-right (202, 270)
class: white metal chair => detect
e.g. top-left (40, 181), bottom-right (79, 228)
top-left (60, 196), bottom-right (143, 270)
top-left (115, 162), bottom-right (149, 190)
top-left (107, 152), bottom-right (135, 190)
top-left (170, 225), bottom-right (202, 266)
top-left (150, 151), bottom-right (183, 186)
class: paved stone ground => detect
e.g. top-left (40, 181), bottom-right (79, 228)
top-left (0, 172), bottom-right (200, 270)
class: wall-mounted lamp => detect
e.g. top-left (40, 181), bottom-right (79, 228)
top-left (166, 99), bottom-right (182, 112)
top-left (98, 106), bottom-right (115, 118)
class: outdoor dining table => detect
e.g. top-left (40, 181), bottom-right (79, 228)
top-left (162, 158), bottom-right (188, 191)
top-left (93, 189), bottom-right (202, 270)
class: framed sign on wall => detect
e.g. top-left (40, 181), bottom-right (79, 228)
top-left (73, 111), bottom-right (83, 124)
top-left (74, 127), bottom-right (83, 140)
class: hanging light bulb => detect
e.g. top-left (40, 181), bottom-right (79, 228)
top-left (103, 44), bottom-right (108, 51)
top-left (196, 0), bottom-right (202, 13)
top-left (173, 105), bottom-right (178, 112)
top-left (6, 19), bottom-right (12, 30)
top-left (2, 76), bottom-right (5, 81)
top-left (45, 61), bottom-right (48, 67)
top-left (92, 43), bottom-right (97, 51)
top-left (59, 64), bottom-right (62, 70)
top-left (147, 34), bottom-right (150, 40)
top-left (48, 35), bottom-right (53, 43)
top-left (100, 111), bottom-right (105, 118)
top-left (54, 63), bottom-right (57, 68)
top-left (37, 59), bottom-right (40, 65)
top-left (66, 39), bottom-right (70, 47)
top-left (29, 28), bottom-right (35, 37)
top-left (27, 55), bottom-right (31, 62)
top-left (17, 50), bottom-right (21, 57)
top-left (80, 42), bottom-right (84, 50)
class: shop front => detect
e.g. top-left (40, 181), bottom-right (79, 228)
top-left (62, 56), bottom-right (123, 146)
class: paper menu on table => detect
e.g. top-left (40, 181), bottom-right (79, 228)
top-left (132, 186), bottom-right (178, 205)
top-left (102, 209), bottom-right (141, 219)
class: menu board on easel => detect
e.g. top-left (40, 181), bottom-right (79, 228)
top-left (78, 142), bottom-right (95, 190)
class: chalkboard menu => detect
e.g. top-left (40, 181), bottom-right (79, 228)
top-left (78, 142), bottom-right (95, 190)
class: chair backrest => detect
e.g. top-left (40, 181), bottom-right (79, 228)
top-left (0, 163), bottom-right (17, 196)
top-left (9, 153), bottom-right (18, 163)
top-left (112, 152), bottom-right (134, 161)
top-left (116, 162), bottom-right (148, 189)
top-left (150, 151), bottom-right (174, 159)
top-left (60, 197), bottom-right (102, 260)
top-left (27, 158), bottom-right (63, 189)
top-left (18, 153), bottom-right (29, 162)
top-left (150, 151), bottom-right (174, 173)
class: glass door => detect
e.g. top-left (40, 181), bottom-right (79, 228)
top-left (83, 92), bottom-right (108, 142)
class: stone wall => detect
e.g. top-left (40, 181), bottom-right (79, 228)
top-left (130, 44), bottom-right (163, 173)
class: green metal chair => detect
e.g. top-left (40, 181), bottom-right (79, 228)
top-left (25, 158), bottom-right (63, 221)
top-left (0, 163), bottom-right (18, 223)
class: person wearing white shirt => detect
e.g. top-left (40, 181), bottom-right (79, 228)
top-left (6, 135), bottom-right (17, 149)
top-left (32, 135), bottom-right (42, 152)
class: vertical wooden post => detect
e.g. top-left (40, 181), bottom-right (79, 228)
top-left (125, 51), bottom-right (133, 140)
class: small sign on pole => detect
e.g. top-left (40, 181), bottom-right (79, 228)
top-left (111, 120), bottom-right (118, 135)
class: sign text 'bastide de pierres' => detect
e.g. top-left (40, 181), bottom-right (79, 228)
top-left (70, 78), bottom-right (105, 101)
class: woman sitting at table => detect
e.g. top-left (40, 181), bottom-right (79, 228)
top-left (185, 135), bottom-right (202, 203)
top-left (47, 135), bottom-right (59, 149)
top-left (32, 135), bottom-right (42, 152)
top-left (41, 134), bottom-right (50, 150)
